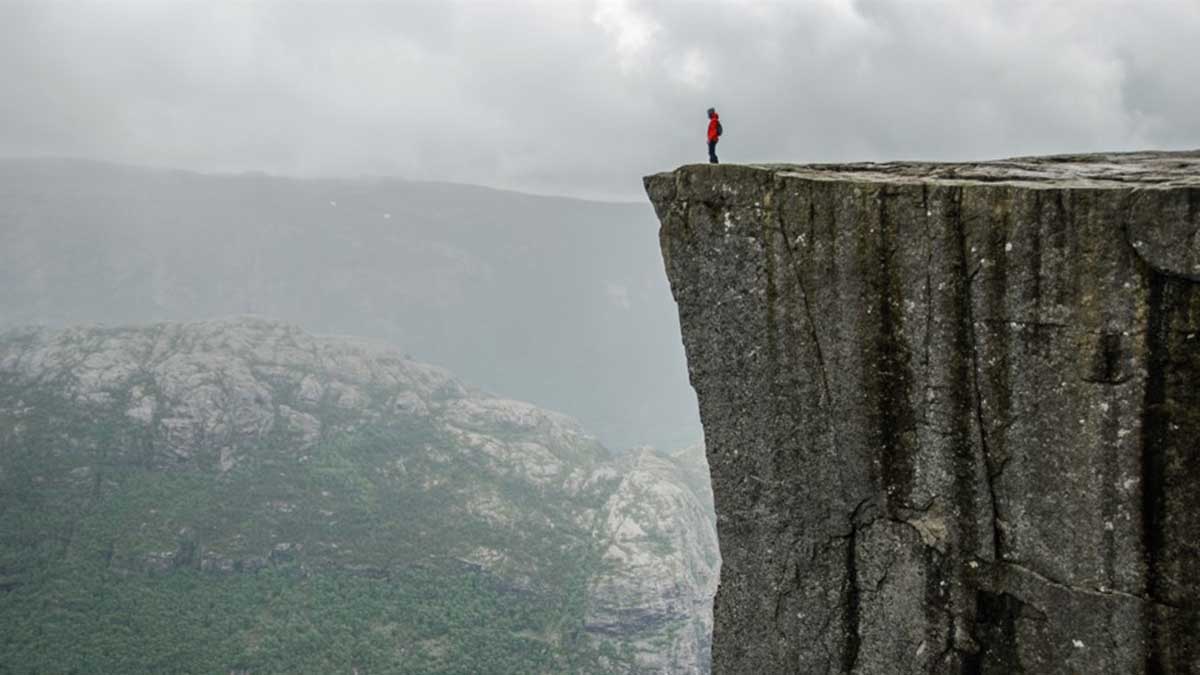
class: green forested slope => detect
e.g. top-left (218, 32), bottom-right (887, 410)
top-left (0, 319), bottom-right (717, 673)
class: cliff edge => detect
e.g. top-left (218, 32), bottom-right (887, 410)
top-left (645, 152), bottom-right (1200, 673)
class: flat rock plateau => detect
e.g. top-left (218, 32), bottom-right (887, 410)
top-left (646, 152), bottom-right (1200, 673)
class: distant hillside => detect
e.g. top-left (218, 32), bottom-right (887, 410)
top-left (0, 158), bottom-right (699, 451)
top-left (0, 318), bottom-right (718, 673)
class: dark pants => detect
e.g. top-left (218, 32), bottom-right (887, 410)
top-left (708, 140), bottom-right (718, 164)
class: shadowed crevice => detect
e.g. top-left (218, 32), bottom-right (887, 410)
top-left (1141, 270), bottom-right (1169, 674)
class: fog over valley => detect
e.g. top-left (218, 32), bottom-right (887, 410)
top-left (3, 1), bottom-right (1200, 673)
top-left (0, 158), bottom-right (699, 452)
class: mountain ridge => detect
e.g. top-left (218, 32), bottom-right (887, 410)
top-left (0, 157), bottom-right (700, 451)
top-left (0, 316), bottom-right (717, 673)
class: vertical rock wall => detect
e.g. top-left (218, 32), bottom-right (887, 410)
top-left (645, 154), bottom-right (1200, 673)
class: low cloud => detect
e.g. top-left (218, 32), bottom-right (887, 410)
top-left (2, 0), bottom-right (1197, 200)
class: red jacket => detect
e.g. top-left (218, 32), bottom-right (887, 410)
top-left (707, 114), bottom-right (720, 143)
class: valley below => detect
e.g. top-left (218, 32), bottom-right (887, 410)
top-left (0, 317), bottom-right (718, 673)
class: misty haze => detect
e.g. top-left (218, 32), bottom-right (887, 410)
top-left (2, 1), bottom-right (1199, 674)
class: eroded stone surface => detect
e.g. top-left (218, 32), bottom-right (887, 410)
top-left (647, 152), bottom-right (1200, 673)
top-left (586, 444), bottom-right (720, 673)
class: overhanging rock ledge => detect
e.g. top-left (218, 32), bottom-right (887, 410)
top-left (646, 152), bottom-right (1200, 673)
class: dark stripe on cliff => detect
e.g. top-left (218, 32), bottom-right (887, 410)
top-left (950, 186), bottom-right (982, 559)
top-left (1139, 268), bottom-right (1200, 673)
top-left (867, 187), bottom-right (917, 514)
top-left (1141, 270), bottom-right (1168, 674)
top-left (967, 591), bottom-right (1037, 674)
top-left (842, 525), bottom-right (861, 674)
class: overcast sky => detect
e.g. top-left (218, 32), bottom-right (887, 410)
top-left (3, 0), bottom-right (1199, 200)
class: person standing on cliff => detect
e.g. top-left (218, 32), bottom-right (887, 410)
top-left (707, 108), bottom-right (722, 164)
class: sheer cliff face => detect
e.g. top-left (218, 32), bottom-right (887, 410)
top-left (646, 154), bottom-right (1200, 674)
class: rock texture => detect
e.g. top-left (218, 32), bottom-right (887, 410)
top-left (646, 152), bottom-right (1200, 673)
top-left (587, 444), bottom-right (720, 672)
top-left (0, 317), bottom-right (717, 672)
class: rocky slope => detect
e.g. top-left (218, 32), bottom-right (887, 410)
top-left (646, 153), bottom-right (1200, 673)
top-left (0, 317), bottom-right (717, 673)
top-left (587, 444), bottom-right (720, 672)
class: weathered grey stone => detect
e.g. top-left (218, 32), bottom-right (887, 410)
top-left (646, 152), bottom-right (1200, 674)
top-left (586, 445), bottom-right (721, 673)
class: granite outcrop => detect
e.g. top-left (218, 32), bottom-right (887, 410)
top-left (647, 152), bottom-right (1200, 673)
